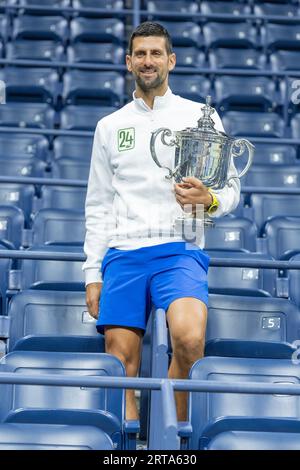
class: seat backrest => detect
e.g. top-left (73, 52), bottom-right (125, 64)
top-left (207, 294), bottom-right (300, 345)
top-left (189, 356), bottom-right (300, 449)
top-left (40, 185), bottom-right (86, 211)
top-left (0, 184), bottom-right (34, 225)
top-left (209, 48), bottom-right (266, 70)
top-left (0, 132), bottom-right (49, 161)
top-left (203, 22), bottom-right (257, 48)
top-left (6, 39), bottom-right (64, 62)
top-left (0, 423), bottom-right (114, 450)
top-left (207, 429), bottom-right (300, 450)
top-left (0, 205), bottom-right (24, 249)
top-left (60, 105), bottom-right (116, 130)
top-left (0, 102), bottom-right (55, 128)
top-left (244, 165), bottom-right (300, 189)
top-left (52, 158), bottom-right (90, 180)
top-left (222, 111), bottom-right (285, 137)
top-left (70, 17), bottom-right (124, 43)
top-left (8, 290), bottom-right (97, 351)
top-left (252, 143), bottom-right (297, 165)
top-left (0, 351), bottom-right (125, 423)
top-left (20, 245), bottom-right (85, 289)
top-left (207, 250), bottom-right (276, 296)
top-left (204, 216), bottom-right (257, 252)
top-left (32, 209), bottom-right (85, 246)
top-left (53, 135), bottom-right (93, 160)
top-left (250, 194), bottom-right (300, 234)
top-left (263, 216), bottom-right (300, 259)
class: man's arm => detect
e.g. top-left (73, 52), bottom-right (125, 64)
top-left (83, 120), bottom-right (115, 317)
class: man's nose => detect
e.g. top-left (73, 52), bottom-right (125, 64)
top-left (144, 53), bottom-right (153, 67)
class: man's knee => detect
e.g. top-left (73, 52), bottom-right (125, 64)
top-left (172, 331), bottom-right (205, 365)
top-left (105, 327), bottom-right (142, 371)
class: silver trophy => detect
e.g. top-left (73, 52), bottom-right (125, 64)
top-left (150, 96), bottom-right (254, 233)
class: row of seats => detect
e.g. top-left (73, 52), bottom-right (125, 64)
top-left (1, 40), bottom-right (300, 74)
top-left (2, 103), bottom-right (300, 137)
top-left (2, 68), bottom-right (300, 113)
top-left (2, 15), bottom-right (300, 49)
top-left (2, 204), bottom-right (300, 261)
top-left (2, 68), bottom-right (300, 111)
top-left (0, 16), bottom-right (126, 44)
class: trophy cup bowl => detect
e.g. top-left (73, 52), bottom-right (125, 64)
top-left (150, 96), bottom-right (254, 236)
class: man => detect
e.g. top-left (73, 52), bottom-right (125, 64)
top-left (83, 22), bottom-right (240, 421)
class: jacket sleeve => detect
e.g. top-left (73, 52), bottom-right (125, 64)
top-left (209, 110), bottom-right (241, 218)
top-left (82, 120), bottom-right (115, 285)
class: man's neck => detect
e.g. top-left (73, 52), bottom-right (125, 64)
top-left (135, 83), bottom-right (169, 109)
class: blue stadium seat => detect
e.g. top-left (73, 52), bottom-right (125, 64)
top-left (0, 103), bottom-right (55, 128)
top-left (206, 294), bottom-right (300, 349)
top-left (222, 111), bottom-right (285, 137)
top-left (280, 77), bottom-right (300, 115)
top-left (63, 70), bottom-right (124, 106)
top-left (263, 216), bottom-right (300, 260)
top-left (203, 22), bottom-right (258, 49)
top-left (188, 356), bottom-right (300, 450)
top-left (60, 105), bottom-right (116, 130)
top-left (215, 76), bottom-right (276, 112)
top-left (250, 194), bottom-right (300, 235)
top-left (7, 39), bottom-right (64, 62)
top-left (72, 0), bottom-right (124, 16)
top-left (67, 42), bottom-right (124, 64)
top-left (7, 290), bottom-right (97, 351)
top-left (0, 157), bottom-right (46, 178)
top-left (0, 351), bottom-right (134, 450)
top-left (53, 135), bottom-right (93, 161)
top-left (206, 250), bottom-right (276, 297)
top-left (147, 1), bottom-right (199, 14)
top-left (39, 185), bottom-right (86, 212)
top-left (32, 209), bottom-right (85, 246)
top-left (169, 75), bottom-right (210, 102)
top-left (201, 1), bottom-right (251, 16)
top-left (70, 18), bottom-right (124, 43)
top-left (291, 114), bottom-right (300, 138)
top-left (158, 21), bottom-right (202, 47)
top-left (244, 165), bottom-right (300, 188)
top-left (0, 184), bottom-right (35, 226)
top-left (271, 50), bottom-right (300, 71)
top-left (0, 67), bottom-right (59, 104)
top-left (17, 0), bottom-right (70, 15)
top-left (173, 47), bottom-right (205, 68)
top-left (0, 15), bottom-right (8, 43)
top-left (206, 427), bottom-right (300, 450)
top-left (254, 2), bottom-right (298, 18)
top-left (0, 205), bottom-right (24, 249)
top-left (0, 133), bottom-right (49, 162)
top-left (13, 335), bottom-right (104, 353)
top-left (12, 15), bottom-right (68, 43)
top-left (289, 253), bottom-right (300, 308)
top-left (0, 423), bottom-right (114, 450)
top-left (52, 159), bottom-right (90, 180)
top-left (209, 48), bottom-right (267, 70)
top-left (253, 143), bottom-right (297, 165)
top-left (204, 216), bottom-right (257, 252)
top-left (18, 245), bottom-right (85, 289)
top-left (262, 23), bottom-right (300, 51)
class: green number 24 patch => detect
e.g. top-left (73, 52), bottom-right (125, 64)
top-left (118, 127), bottom-right (135, 151)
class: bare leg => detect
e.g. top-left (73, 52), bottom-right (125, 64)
top-left (167, 297), bottom-right (207, 421)
top-left (105, 326), bottom-right (143, 420)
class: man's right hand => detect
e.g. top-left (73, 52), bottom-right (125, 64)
top-left (86, 282), bottom-right (103, 320)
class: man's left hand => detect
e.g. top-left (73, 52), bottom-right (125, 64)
top-left (174, 176), bottom-right (213, 213)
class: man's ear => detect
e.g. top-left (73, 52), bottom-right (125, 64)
top-left (168, 52), bottom-right (176, 72)
top-left (126, 55), bottom-right (132, 72)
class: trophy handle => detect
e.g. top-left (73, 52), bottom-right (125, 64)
top-left (228, 138), bottom-right (255, 186)
top-left (150, 127), bottom-right (176, 179)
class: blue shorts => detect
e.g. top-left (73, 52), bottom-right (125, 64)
top-left (97, 242), bottom-right (210, 335)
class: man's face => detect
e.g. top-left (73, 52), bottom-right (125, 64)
top-left (126, 36), bottom-right (176, 92)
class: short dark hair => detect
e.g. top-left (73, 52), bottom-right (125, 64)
top-left (128, 21), bottom-right (173, 56)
